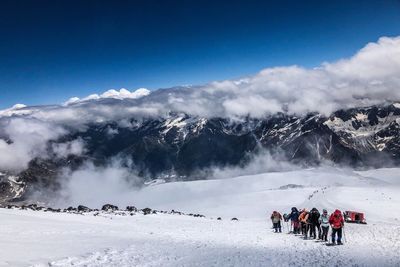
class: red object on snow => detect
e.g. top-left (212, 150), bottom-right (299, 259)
top-left (344, 211), bottom-right (367, 224)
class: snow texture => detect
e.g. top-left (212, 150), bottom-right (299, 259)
top-left (0, 167), bottom-right (399, 267)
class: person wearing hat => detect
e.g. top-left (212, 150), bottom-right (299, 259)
top-left (319, 209), bottom-right (330, 242)
top-left (329, 209), bottom-right (345, 244)
top-left (270, 211), bottom-right (282, 233)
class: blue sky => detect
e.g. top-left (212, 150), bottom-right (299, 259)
top-left (0, 0), bottom-right (400, 108)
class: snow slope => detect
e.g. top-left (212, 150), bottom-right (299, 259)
top-left (130, 167), bottom-right (399, 222)
top-left (0, 167), bottom-right (399, 266)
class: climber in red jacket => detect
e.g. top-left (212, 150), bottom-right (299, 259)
top-left (329, 209), bottom-right (344, 245)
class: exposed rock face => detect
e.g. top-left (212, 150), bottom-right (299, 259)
top-left (0, 172), bottom-right (25, 203)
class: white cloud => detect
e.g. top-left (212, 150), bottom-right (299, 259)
top-left (55, 161), bottom-right (140, 208)
top-left (222, 96), bottom-right (283, 117)
top-left (324, 36), bottom-right (400, 80)
top-left (53, 150), bottom-right (298, 208)
top-left (0, 118), bottom-right (66, 171)
top-left (1, 36), bottom-right (400, 172)
top-left (64, 88), bottom-right (151, 106)
top-left (52, 138), bottom-right (85, 158)
top-left (106, 126), bottom-right (119, 137)
top-left (100, 88), bottom-right (150, 99)
top-left (0, 104), bottom-right (29, 117)
top-left (63, 97), bottom-right (80, 106)
top-left (211, 150), bottom-right (298, 179)
top-left (3, 36), bottom-right (400, 123)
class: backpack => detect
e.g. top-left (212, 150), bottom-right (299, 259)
top-left (329, 210), bottom-right (344, 229)
top-left (319, 214), bottom-right (329, 227)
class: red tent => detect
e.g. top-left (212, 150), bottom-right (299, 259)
top-left (344, 211), bottom-right (367, 224)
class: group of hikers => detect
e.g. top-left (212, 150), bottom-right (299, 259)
top-left (270, 207), bottom-right (345, 245)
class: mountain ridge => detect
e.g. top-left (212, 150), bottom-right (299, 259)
top-left (1, 102), bottom-right (400, 203)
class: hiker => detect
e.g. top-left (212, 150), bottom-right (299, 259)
top-left (298, 209), bottom-right (306, 235)
top-left (329, 209), bottom-right (344, 245)
top-left (319, 209), bottom-right (330, 242)
top-left (270, 211), bottom-right (282, 233)
top-left (287, 207), bottom-right (300, 234)
top-left (309, 208), bottom-right (320, 239)
top-left (299, 209), bottom-right (309, 238)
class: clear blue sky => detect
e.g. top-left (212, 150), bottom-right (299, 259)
top-left (1, 0), bottom-right (400, 108)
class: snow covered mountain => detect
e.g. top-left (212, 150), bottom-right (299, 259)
top-left (1, 100), bottom-right (400, 203)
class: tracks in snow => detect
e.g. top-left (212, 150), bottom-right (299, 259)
top-left (34, 215), bottom-right (399, 267)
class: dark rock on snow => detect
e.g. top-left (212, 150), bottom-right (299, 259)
top-left (142, 208), bottom-right (152, 215)
top-left (126, 206), bottom-right (137, 212)
top-left (102, 204), bottom-right (119, 211)
top-left (77, 205), bottom-right (91, 212)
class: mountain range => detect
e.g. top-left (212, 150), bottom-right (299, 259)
top-left (1, 98), bottom-right (400, 203)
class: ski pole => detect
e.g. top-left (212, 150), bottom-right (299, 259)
top-left (342, 226), bottom-right (347, 243)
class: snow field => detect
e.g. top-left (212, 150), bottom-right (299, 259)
top-left (0, 208), bottom-right (397, 267)
top-left (0, 167), bottom-right (399, 266)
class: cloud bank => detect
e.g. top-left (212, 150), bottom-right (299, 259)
top-left (52, 150), bottom-right (297, 208)
top-left (63, 88), bottom-right (151, 106)
top-left (198, 36), bottom-right (400, 117)
top-left (2, 36), bottom-right (400, 123)
top-left (54, 161), bottom-right (141, 208)
top-left (0, 118), bottom-right (67, 171)
top-left (0, 36), bottom-right (399, 172)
